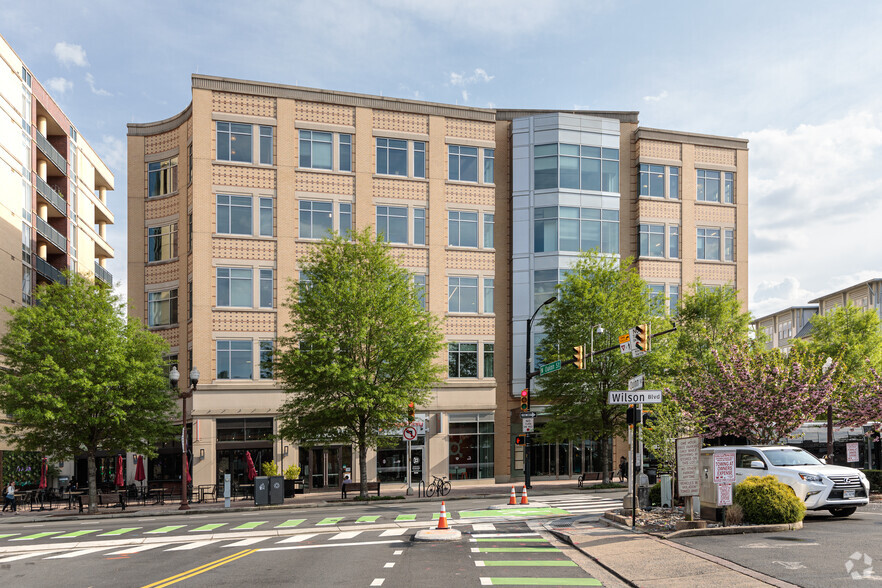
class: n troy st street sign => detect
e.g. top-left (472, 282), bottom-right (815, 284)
top-left (628, 374), bottom-right (644, 391)
top-left (608, 390), bottom-right (663, 404)
top-left (539, 360), bottom-right (562, 375)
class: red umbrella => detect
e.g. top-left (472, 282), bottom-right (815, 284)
top-left (115, 454), bottom-right (124, 487)
top-left (38, 457), bottom-right (47, 489)
top-left (184, 453), bottom-right (192, 484)
top-left (245, 451), bottom-right (257, 481)
top-left (134, 455), bottom-right (146, 486)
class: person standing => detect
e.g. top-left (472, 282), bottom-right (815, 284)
top-left (2, 481), bottom-right (15, 513)
top-left (618, 456), bottom-right (628, 483)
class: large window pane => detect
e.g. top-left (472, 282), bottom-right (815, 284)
top-left (259, 126), bottom-right (273, 165)
top-left (413, 141), bottom-right (425, 178)
top-left (448, 343), bottom-right (478, 378)
top-left (217, 194), bottom-right (253, 236)
top-left (300, 130), bottom-right (332, 170)
top-left (448, 276), bottom-right (478, 313)
top-left (259, 268), bottom-right (273, 308)
top-left (377, 206), bottom-right (408, 243)
top-left (483, 148), bottom-right (494, 184)
top-left (299, 200), bottom-right (333, 239)
top-left (218, 340), bottom-right (252, 380)
top-left (449, 211), bottom-right (478, 247)
top-left (259, 197), bottom-right (273, 237)
top-left (339, 134), bottom-right (352, 172)
top-left (580, 155), bottom-right (601, 191)
top-left (534, 144), bottom-right (558, 189)
top-left (217, 267), bottom-right (253, 307)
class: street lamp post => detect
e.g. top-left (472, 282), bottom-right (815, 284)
top-left (590, 324), bottom-right (604, 362)
top-left (524, 296), bottom-right (556, 490)
top-left (170, 366), bottom-right (199, 511)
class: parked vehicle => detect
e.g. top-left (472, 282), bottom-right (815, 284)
top-left (700, 445), bottom-right (870, 517)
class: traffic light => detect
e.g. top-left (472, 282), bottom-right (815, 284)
top-left (520, 389), bottom-right (529, 411)
top-left (626, 406), bottom-right (638, 425)
top-left (515, 435), bottom-right (526, 446)
top-left (407, 402), bottom-right (415, 422)
top-left (573, 345), bottom-right (585, 370)
top-left (642, 409), bottom-right (655, 430)
top-left (634, 323), bottom-right (651, 352)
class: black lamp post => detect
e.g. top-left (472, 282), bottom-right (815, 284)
top-left (524, 296), bottom-right (556, 490)
top-left (170, 366), bottom-right (199, 510)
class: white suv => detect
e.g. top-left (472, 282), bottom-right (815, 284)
top-left (708, 445), bottom-right (870, 517)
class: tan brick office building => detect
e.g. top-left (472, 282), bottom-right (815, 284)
top-left (128, 75), bottom-right (747, 490)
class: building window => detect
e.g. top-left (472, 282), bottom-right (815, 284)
top-left (484, 278), bottom-right (494, 314)
top-left (188, 212), bottom-right (192, 252)
top-left (339, 202), bottom-right (352, 238)
top-left (483, 343), bottom-right (494, 378)
top-left (448, 276), bottom-right (478, 313)
top-left (724, 172), bottom-right (734, 204)
top-left (534, 144), bottom-right (619, 192)
top-left (217, 194), bottom-right (252, 236)
top-left (670, 167), bottom-right (680, 199)
top-left (217, 267), bottom-right (253, 307)
top-left (339, 134), bottom-right (352, 172)
top-left (484, 149), bottom-right (494, 184)
top-left (725, 229), bottom-right (734, 261)
top-left (22, 265), bottom-right (32, 306)
top-left (188, 143), bottom-right (193, 185)
top-left (649, 284), bottom-right (665, 312)
top-left (259, 197), bottom-right (273, 237)
top-left (217, 340), bottom-right (252, 380)
top-left (376, 138), bottom-right (408, 176)
top-left (148, 223), bottom-right (178, 262)
top-left (259, 126), bottom-right (273, 165)
top-left (449, 211), bottom-right (478, 247)
top-left (697, 169), bottom-right (722, 203)
top-left (148, 289), bottom-right (178, 327)
top-left (148, 157), bottom-right (178, 197)
top-left (448, 343), bottom-right (478, 378)
top-left (697, 228), bottom-right (721, 260)
top-left (216, 122), bottom-right (252, 163)
top-left (413, 141), bottom-right (426, 178)
top-left (188, 279), bottom-right (192, 320)
top-left (669, 225), bottom-right (679, 259)
top-left (640, 164), bottom-right (665, 197)
top-left (259, 341), bottom-right (273, 379)
top-left (376, 206), bottom-right (408, 243)
top-left (534, 269), bottom-right (568, 312)
top-left (259, 268), bottom-right (273, 308)
top-left (778, 320), bottom-right (792, 341)
top-left (534, 206), bottom-right (619, 254)
top-left (413, 274), bottom-right (426, 308)
top-left (299, 200), bottom-right (333, 239)
top-left (483, 213), bottom-right (494, 249)
top-left (413, 208), bottom-right (426, 246)
top-left (448, 413), bottom-right (494, 479)
top-left (669, 284), bottom-right (679, 316)
top-left (299, 130), bottom-right (332, 170)
top-left (448, 145), bottom-right (478, 182)
top-left (639, 224), bottom-right (665, 258)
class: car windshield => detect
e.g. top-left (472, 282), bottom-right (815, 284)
top-left (762, 448), bottom-right (823, 467)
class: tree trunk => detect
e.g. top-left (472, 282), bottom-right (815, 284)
top-left (358, 417), bottom-right (368, 499)
top-left (87, 452), bottom-right (97, 514)
top-left (600, 436), bottom-right (610, 484)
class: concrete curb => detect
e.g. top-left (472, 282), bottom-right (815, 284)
top-left (600, 510), bottom-right (804, 538)
top-left (546, 528), bottom-right (637, 588)
top-left (413, 529), bottom-right (462, 542)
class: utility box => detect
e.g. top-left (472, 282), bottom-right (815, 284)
top-left (660, 474), bottom-right (672, 508)
top-left (269, 476), bottom-right (284, 504)
top-left (254, 476), bottom-right (270, 506)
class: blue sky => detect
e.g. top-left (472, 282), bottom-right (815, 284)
top-left (4, 1), bottom-right (882, 317)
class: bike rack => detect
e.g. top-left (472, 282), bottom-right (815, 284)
top-left (417, 479), bottom-right (426, 498)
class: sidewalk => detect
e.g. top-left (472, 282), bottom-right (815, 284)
top-left (552, 521), bottom-right (799, 588)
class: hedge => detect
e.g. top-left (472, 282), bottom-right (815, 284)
top-left (734, 475), bottom-right (805, 524)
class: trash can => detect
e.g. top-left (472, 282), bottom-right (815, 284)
top-left (269, 476), bottom-right (284, 505)
top-left (660, 474), bottom-right (672, 508)
top-left (637, 471), bottom-right (651, 510)
top-left (254, 476), bottom-right (270, 506)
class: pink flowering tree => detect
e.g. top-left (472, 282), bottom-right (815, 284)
top-left (833, 366), bottom-right (882, 430)
top-left (675, 342), bottom-right (838, 444)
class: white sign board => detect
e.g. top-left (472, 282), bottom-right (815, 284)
top-left (522, 417), bottom-right (534, 433)
top-left (717, 483), bottom-right (733, 506)
top-left (628, 374), bottom-right (644, 391)
top-left (713, 451), bottom-right (736, 484)
top-left (619, 334), bottom-right (631, 354)
top-left (847, 442), bottom-right (859, 463)
top-left (608, 390), bottom-right (663, 404)
top-left (676, 436), bottom-right (701, 496)
top-left (402, 426), bottom-right (417, 441)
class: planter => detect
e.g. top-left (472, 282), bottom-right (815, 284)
top-left (284, 479), bottom-right (305, 497)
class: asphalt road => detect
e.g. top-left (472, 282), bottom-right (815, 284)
top-left (673, 502), bottom-right (882, 586)
top-left (0, 492), bottom-right (620, 587)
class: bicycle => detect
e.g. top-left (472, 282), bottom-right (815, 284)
top-left (424, 475), bottom-right (451, 497)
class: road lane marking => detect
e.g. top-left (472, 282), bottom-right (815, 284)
top-left (384, 562), bottom-right (395, 568)
top-left (233, 521), bottom-right (267, 530)
top-left (190, 524), bottom-right (226, 532)
top-left (54, 530), bottom-right (101, 538)
top-left (260, 539), bottom-right (404, 552)
top-left (393, 550), bottom-right (403, 555)
top-left (140, 549), bottom-right (257, 588)
top-left (107, 544), bottom-right (166, 555)
top-left (357, 515), bottom-right (380, 523)
top-left (480, 579), bottom-right (601, 586)
top-left (0, 534), bottom-right (19, 539)
top-left (380, 528), bottom-right (407, 537)
top-left (166, 540), bottom-right (221, 551)
top-left (225, 537), bottom-right (269, 547)
top-left (276, 519), bottom-right (305, 528)
top-left (474, 538), bottom-right (549, 542)
top-left (472, 547), bottom-right (561, 553)
top-left (277, 533), bottom-right (318, 543)
top-left (472, 523), bottom-right (495, 531)
top-left (99, 527), bottom-right (141, 536)
top-left (476, 560), bottom-right (578, 567)
top-left (331, 531), bottom-right (362, 540)
top-left (0, 550), bottom-right (58, 562)
top-left (394, 514), bottom-right (416, 521)
top-left (317, 517), bottom-right (343, 525)
top-left (471, 533), bottom-right (540, 538)
top-left (12, 532), bottom-right (62, 540)
top-left (46, 547), bottom-right (112, 559)
top-left (370, 580), bottom-right (385, 587)
top-left (145, 525), bottom-right (185, 534)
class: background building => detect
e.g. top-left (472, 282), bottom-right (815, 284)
top-left (129, 75), bottom-right (748, 490)
top-left (0, 34), bottom-right (115, 486)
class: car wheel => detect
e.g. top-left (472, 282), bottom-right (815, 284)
top-left (829, 507), bottom-right (857, 517)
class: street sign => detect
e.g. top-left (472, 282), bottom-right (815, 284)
top-left (717, 483), bottom-right (733, 506)
top-left (618, 333), bottom-right (630, 344)
top-left (628, 374), bottom-right (644, 391)
top-left (520, 411), bottom-right (537, 418)
top-left (540, 360), bottom-right (562, 375)
top-left (629, 328), bottom-right (645, 358)
top-left (619, 333), bottom-right (631, 354)
top-left (522, 417), bottom-right (534, 432)
top-left (676, 436), bottom-right (701, 496)
top-left (402, 426), bottom-right (417, 441)
top-left (607, 390), bottom-right (663, 404)
top-left (713, 451), bottom-right (736, 484)
top-left (847, 442), bottom-right (859, 463)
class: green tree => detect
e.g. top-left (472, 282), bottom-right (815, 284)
top-left (0, 273), bottom-right (178, 513)
top-left (275, 229), bottom-right (445, 498)
top-left (641, 399), bottom-right (702, 474)
top-left (536, 251), bottom-right (670, 483)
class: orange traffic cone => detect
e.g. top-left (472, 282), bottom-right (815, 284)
top-left (509, 485), bottom-right (517, 505)
top-left (520, 485), bottom-right (529, 505)
top-left (436, 501), bottom-right (450, 529)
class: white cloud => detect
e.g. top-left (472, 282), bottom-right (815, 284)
top-left (46, 77), bottom-right (73, 95)
top-left (85, 73), bottom-right (111, 96)
top-left (96, 134), bottom-right (125, 172)
top-left (461, 90), bottom-right (469, 102)
top-left (643, 90), bottom-right (668, 103)
top-left (53, 42), bottom-right (88, 67)
top-left (449, 68), bottom-right (494, 87)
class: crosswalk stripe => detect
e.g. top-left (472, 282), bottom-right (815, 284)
top-left (317, 517), bottom-right (343, 526)
top-left (277, 533), bottom-right (318, 544)
top-left (472, 547), bottom-right (560, 553)
top-left (233, 521), bottom-right (267, 530)
top-left (165, 540), bottom-right (221, 551)
top-left (471, 533), bottom-right (540, 538)
top-left (356, 515), bottom-right (379, 523)
top-left (145, 525), bottom-right (185, 534)
top-left (476, 561), bottom-right (578, 567)
top-left (0, 550), bottom-right (57, 562)
top-left (275, 519), bottom-right (305, 528)
top-left (472, 523), bottom-right (496, 531)
top-left (54, 530), bottom-right (100, 538)
top-left (0, 534), bottom-right (19, 539)
top-left (106, 544), bottom-right (165, 555)
top-left (480, 578), bottom-right (601, 586)
top-left (330, 531), bottom-right (361, 540)
top-left (190, 523), bottom-right (226, 532)
top-left (46, 547), bottom-right (111, 559)
top-left (225, 537), bottom-right (269, 547)
top-left (379, 528), bottom-right (407, 537)
top-left (475, 538), bottom-right (548, 542)
top-left (395, 514), bottom-right (416, 521)
top-left (12, 532), bottom-right (62, 540)
top-left (99, 527), bottom-right (140, 536)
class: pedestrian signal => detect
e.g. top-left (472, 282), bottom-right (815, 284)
top-left (626, 406), bottom-right (638, 425)
top-left (573, 345), bottom-right (585, 370)
top-left (642, 409), bottom-right (655, 430)
top-left (407, 402), bottom-right (415, 422)
top-left (515, 435), bottom-right (526, 446)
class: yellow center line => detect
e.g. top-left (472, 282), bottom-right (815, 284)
top-left (141, 549), bottom-right (258, 588)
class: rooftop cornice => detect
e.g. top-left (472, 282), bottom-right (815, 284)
top-left (495, 109), bottom-right (639, 123)
top-left (127, 103), bottom-right (192, 136)
top-left (636, 127), bottom-right (749, 150)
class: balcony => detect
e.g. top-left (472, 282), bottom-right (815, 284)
top-left (94, 261), bottom-right (112, 285)
top-left (35, 216), bottom-right (66, 253)
top-left (34, 175), bottom-right (67, 216)
top-left (36, 131), bottom-right (67, 175)
top-left (34, 256), bottom-right (66, 285)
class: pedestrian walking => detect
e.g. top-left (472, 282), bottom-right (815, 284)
top-left (618, 456), bottom-right (628, 483)
top-left (2, 481), bottom-right (15, 512)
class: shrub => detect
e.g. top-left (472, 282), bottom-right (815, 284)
top-left (734, 475), bottom-right (805, 524)
top-left (862, 470), bottom-right (882, 493)
top-left (649, 482), bottom-right (661, 506)
top-left (284, 464), bottom-right (302, 480)
top-left (261, 460), bottom-right (279, 477)
top-left (724, 503), bottom-right (744, 526)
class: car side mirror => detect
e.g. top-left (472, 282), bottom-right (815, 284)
top-left (750, 460), bottom-right (765, 469)
top-left (819, 458), bottom-right (827, 464)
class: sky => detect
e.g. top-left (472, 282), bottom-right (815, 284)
top-left (3, 1), bottom-right (882, 319)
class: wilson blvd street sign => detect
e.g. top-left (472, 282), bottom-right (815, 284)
top-left (607, 390), bottom-right (663, 404)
